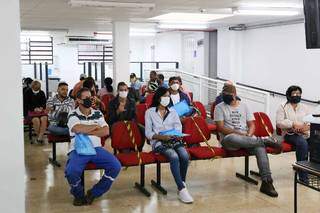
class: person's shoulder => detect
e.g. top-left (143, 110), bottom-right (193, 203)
top-left (146, 107), bottom-right (156, 114)
top-left (215, 102), bottom-right (226, 109)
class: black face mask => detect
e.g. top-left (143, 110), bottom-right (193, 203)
top-left (82, 98), bottom-right (92, 108)
top-left (289, 96), bottom-right (301, 104)
top-left (222, 94), bottom-right (234, 105)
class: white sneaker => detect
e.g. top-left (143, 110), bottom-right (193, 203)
top-left (178, 188), bottom-right (194, 204)
top-left (182, 181), bottom-right (186, 187)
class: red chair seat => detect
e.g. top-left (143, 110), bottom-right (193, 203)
top-left (187, 146), bottom-right (224, 159)
top-left (282, 141), bottom-right (294, 152)
top-left (116, 152), bottom-right (156, 166)
top-left (154, 153), bottom-right (169, 163)
top-left (85, 162), bottom-right (99, 170)
top-left (47, 134), bottom-right (70, 143)
top-left (207, 123), bottom-right (217, 132)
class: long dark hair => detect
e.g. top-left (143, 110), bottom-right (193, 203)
top-left (151, 87), bottom-right (169, 108)
top-left (286, 85), bottom-right (302, 103)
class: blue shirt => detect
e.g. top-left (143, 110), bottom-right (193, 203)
top-left (130, 80), bottom-right (142, 90)
top-left (145, 107), bottom-right (182, 149)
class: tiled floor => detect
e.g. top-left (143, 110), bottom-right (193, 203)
top-left (24, 135), bottom-right (320, 213)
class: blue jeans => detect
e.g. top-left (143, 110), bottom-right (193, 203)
top-left (154, 144), bottom-right (190, 191)
top-left (65, 147), bottom-right (121, 199)
top-left (48, 124), bottom-right (69, 136)
top-left (284, 134), bottom-right (309, 181)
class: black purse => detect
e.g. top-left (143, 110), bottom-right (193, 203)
top-left (56, 111), bottom-right (69, 127)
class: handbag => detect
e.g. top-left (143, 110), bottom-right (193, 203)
top-left (56, 111), bottom-right (69, 127)
top-left (74, 134), bottom-right (97, 156)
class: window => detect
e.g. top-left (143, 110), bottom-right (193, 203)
top-left (21, 36), bottom-right (53, 64)
top-left (78, 44), bottom-right (113, 64)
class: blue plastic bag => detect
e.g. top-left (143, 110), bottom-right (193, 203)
top-left (159, 129), bottom-right (189, 137)
top-left (75, 134), bottom-right (97, 156)
top-left (171, 100), bottom-right (191, 117)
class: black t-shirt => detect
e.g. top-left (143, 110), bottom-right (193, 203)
top-left (23, 88), bottom-right (46, 116)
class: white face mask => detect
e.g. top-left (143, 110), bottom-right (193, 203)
top-left (32, 89), bottom-right (39, 94)
top-left (160, 96), bottom-right (170, 107)
top-left (119, 91), bottom-right (128, 98)
top-left (170, 83), bottom-right (180, 91)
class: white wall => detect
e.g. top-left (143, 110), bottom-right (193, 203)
top-left (218, 23), bottom-right (320, 101)
top-left (0, 1), bottom-right (25, 212)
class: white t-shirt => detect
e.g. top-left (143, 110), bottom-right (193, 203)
top-left (67, 107), bottom-right (108, 153)
top-left (170, 93), bottom-right (180, 105)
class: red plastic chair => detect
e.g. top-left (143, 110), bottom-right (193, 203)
top-left (111, 121), bottom-right (156, 196)
top-left (193, 101), bottom-right (217, 132)
top-left (145, 93), bottom-right (154, 108)
top-left (136, 103), bottom-right (148, 126)
top-left (210, 101), bottom-right (216, 120)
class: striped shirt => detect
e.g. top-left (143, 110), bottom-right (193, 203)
top-left (46, 95), bottom-right (75, 124)
top-left (67, 108), bottom-right (108, 153)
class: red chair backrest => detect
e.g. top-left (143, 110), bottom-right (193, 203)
top-left (141, 85), bottom-right (147, 95)
top-left (193, 101), bottom-right (207, 119)
top-left (136, 103), bottom-right (147, 125)
top-left (188, 92), bottom-right (193, 102)
top-left (276, 127), bottom-right (282, 136)
top-left (210, 101), bottom-right (216, 120)
top-left (111, 121), bottom-right (143, 151)
top-left (145, 93), bottom-right (154, 108)
top-left (183, 116), bottom-right (211, 145)
top-left (101, 94), bottom-right (115, 108)
top-left (253, 112), bottom-right (274, 137)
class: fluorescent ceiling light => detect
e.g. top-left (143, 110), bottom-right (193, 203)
top-left (233, 8), bottom-right (300, 16)
top-left (150, 12), bottom-right (233, 23)
top-left (239, 2), bottom-right (303, 9)
top-left (158, 23), bottom-right (209, 30)
top-left (69, 0), bottom-right (155, 9)
top-left (130, 32), bottom-right (156, 37)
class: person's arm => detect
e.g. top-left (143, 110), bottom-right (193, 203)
top-left (46, 97), bottom-right (54, 113)
top-left (71, 124), bottom-right (100, 134)
top-left (247, 120), bottom-right (256, 136)
top-left (276, 105), bottom-right (294, 129)
top-left (108, 100), bottom-right (119, 126)
top-left (89, 111), bottom-right (109, 137)
top-left (144, 109), bottom-right (171, 141)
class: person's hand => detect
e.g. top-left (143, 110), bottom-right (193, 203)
top-left (293, 122), bottom-right (304, 132)
top-left (160, 135), bottom-right (172, 141)
top-left (34, 108), bottom-right (41, 112)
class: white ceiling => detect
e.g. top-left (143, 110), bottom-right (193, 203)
top-left (20, 0), bottom-right (304, 32)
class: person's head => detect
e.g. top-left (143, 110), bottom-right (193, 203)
top-left (286, 85), bottom-right (302, 104)
top-left (31, 80), bottom-right (41, 94)
top-left (222, 84), bottom-right (237, 105)
top-left (130, 73), bottom-right (137, 83)
top-left (76, 87), bottom-right (92, 109)
top-left (23, 77), bottom-right (33, 88)
top-left (83, 77), bottom-right (96, 95)
top-left (157, 74), bottom-right (164, 85)
top-left (151, 87), bottom-right (170, 108)
top-left (176, 76), bottom-right (182, 86)
top-left (104, 77), bottom-right (113, 86)
top-left (117, 82), bottom-right (128, 99)
top-left (57, 82), bottom-right (68, 98)
top-left (150, 70), bottom-right (157, 81)
top-left (80, 74), bottom-right (87, 81)
top-left (225, 80), bottom-right (234, 86)
top-left (168, 76), bottom-right (180, 92)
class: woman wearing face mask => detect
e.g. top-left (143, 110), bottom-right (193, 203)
top-left (168, 76), bottom-right (194, 117)
top-left (108, 82), bottom-right (136, 127)
top-left (24, 80), bottom-right (48, 144)
top-left (145, 87), bottom-right (193, 204)
top-left (276, 85), bottom-right (310, 183)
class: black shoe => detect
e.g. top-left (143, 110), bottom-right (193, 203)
top-left (261, 137), bottom-right (282, 150)
top-left (73, 197), bottom-right (87, 206)
top-left (260, 180), bottom-right (278, 197)
top-left (85, 190), bottom-right (96, 205)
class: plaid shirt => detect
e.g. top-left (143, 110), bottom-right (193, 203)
top-left (47, 95), bottom-right (75, 124)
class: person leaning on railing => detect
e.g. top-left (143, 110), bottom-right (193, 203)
top-left (276, 85), bottom-right (310, 184)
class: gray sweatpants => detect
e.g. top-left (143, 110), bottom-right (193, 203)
top-left (221, 133), bottom-right (272, 181)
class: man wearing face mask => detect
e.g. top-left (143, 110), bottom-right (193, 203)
top-left (214, 84), bottom-right (281, 197)
top-left (65, 87), bottom-right (121, 206)
top-left (46, 82), bottom-right (75, 135)
top-left (108, 82), bottom-right (136, 127)
top-left (276, 85), bottom-right (310, 183)
top-left (168, 76), bottom-right (194, 117)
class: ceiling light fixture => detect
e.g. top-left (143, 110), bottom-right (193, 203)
top-left (150, 12), bottom-right (233, 23)
top-left (157, 23), bottom-right (209, 30)
top-left (69, 0), bottom-right (155, 9)
top-left (238, 2), bottom-right (303, 9)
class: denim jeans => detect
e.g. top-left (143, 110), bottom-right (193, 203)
top-left (154, 143), bottom-right (190, 190)
top-left (284, 134), bottom-right (309, 181)
top-left (48, 124), bottom-right (69, 136)
top-left (221, 133), bottom-right (272, 181)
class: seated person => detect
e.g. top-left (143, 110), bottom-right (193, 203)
top-left (46, 82), bottom-right (75, 136)
top-left (108, 82), bottom-right (136, 127)
top-left (24, 80), bottom-right (48, 144)
top-left (82, 77), bottom-right (105, 112)
top-left (71, 74), bottom-right (87, 99)
top-left (98, 77), bottom-right (114, 98)
top-left (65, 87), bottom-right (121, 206)
top-left (145, 87), bottom-right (193, 204)
top-left (214, 84), bottom-right (280, 197)
top-left (129, 73), bottom-right (142, 103)
top-left (129, 73), bottom-right (142, 91)
top-left (146, 70), bottom-right (159, 95)
top-left (157, 74), bottom-right (169, 88)
top-left (276, 85), bottom-right (310, 183)
top-left (176, 76), bottom-right (191, 101)
top-left (215, 80), bottom-right (240, 105)
top-left (168, 76), bottom-right (194, 117)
